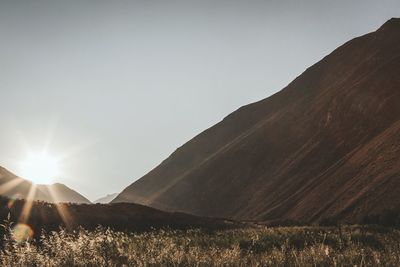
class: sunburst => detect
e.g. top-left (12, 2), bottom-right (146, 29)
top-left (18, 152), bottom-right (60, 185)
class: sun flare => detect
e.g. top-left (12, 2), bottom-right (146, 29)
top-left (19, 152), bottom-right (60, 184)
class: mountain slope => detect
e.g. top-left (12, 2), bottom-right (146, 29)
top-left (94, 193), bottom-right (118, 203)
top-left (0, 166), bottom-right (91, 204)
top-left (113, 18), bottom-right (400, 224)
top-left (35, 183), bottom-right (91, 204)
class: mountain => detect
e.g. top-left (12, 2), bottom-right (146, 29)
top-left (0, 166), bottom-right (91, 204)
top-left (94, 193), bottom-right (118, 203)
top-left (35, 183), bottom-right (91, 204)
top-left (113, 18), bottom-right (400, 224)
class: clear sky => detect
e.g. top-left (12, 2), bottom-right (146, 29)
top-left (0, 0), bottom-right (399, 201)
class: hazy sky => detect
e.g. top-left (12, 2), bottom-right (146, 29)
top-left (0, 0), bottom-right (399, 201)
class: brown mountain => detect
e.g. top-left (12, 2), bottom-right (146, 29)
top-left (0, 166), bottom-right (91, 204)
top-left (113, 18), bottom-right (400, 224)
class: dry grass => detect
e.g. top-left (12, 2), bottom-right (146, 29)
top-left (1, 222), bottom-right (400, 266)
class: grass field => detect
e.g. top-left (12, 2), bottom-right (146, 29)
top-left (1, 221), bottom-right (400, 267)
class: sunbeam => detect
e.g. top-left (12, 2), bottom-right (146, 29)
top-left (46, 185), bottom-right (74, 229)
top-left (0, 177), bottom-right (25, 196)
top-left (18, 184), bottom-right (37, 224)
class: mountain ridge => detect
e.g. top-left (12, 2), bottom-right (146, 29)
top-left (94, 193), bottom-right (118, 203)
top-left (0, 166), bottom-right (90, 204)
top-left (113, 18), bottom-right (400, 224)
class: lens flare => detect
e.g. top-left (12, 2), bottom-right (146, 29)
top-left (7, 199), bottom-right (15, 209)
top-left (12, 224), bottom-right (34, 243)
top-left (7, 194), bottom-right (21, 209)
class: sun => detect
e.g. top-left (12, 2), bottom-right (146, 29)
top-left (19, 152), bottom-right (60, 184)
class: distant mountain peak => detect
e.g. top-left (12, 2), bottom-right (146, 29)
top-left (94, 193), bottom-right (118, 204)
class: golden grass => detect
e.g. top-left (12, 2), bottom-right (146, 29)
top-left (1, 223), bottom-right (400, 266)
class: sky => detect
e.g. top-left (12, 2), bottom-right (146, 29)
top-left (0, 0), bottom-right (399, 201)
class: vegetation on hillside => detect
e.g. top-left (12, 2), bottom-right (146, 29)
top-left (0, 196), bottom-right (235, 238)
top-left (1, 223), bottom-right (400, 266)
